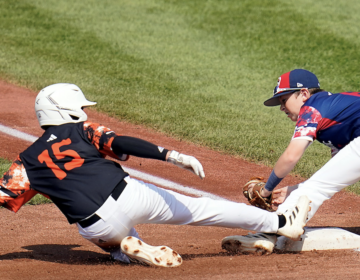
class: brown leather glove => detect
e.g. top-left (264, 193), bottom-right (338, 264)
top-left (243, 177), bottom-right (274, 212)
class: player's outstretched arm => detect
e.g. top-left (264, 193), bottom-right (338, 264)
top-left (112, 136), bottom-right (205, 179)
top-left (112, 136), bottom-right (168, 160)
top-left (260, 138), bottom-right (311, 197)
top-left (166, 150), bottom-right (205, 179)
top-left (273, 139), bottom-right (311, 179)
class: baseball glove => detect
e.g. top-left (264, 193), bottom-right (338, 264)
top-left (243, 177), bottom-right (274, 212)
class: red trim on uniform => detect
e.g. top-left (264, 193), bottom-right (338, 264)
top-left (317, 118), bottom-right (340, 131)
top-left (339, 92), bottom-right (360, 97)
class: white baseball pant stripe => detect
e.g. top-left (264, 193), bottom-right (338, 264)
top-left (77, 177), bottom-right (279, 254)
top-left (277, 136), bottom-right (360, 221)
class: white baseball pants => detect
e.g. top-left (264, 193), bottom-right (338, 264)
top-left (277, 136), bottom-right (360, 221)
top-left (77, 176), bottom-right (279, 260)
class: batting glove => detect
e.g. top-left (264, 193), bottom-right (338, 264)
top-left (167, 150), bottom-right (205, 179)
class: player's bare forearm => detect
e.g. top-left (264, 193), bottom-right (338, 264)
top-left (254, 139), bottom-right (311, 197)
top-left (273, 139), bottom-right (311, 178)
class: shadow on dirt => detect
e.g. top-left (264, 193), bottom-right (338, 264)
top-left (0, 244), bottom-right (251, 265)
top-left (0, 244), bottom-right (124, 265)
top-left (181, 251), bottom-right (261, 260)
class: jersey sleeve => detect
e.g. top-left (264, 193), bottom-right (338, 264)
top-left (292, 105), bottom-right (322, 141)
top-left (0, 156), bottom-right (38, 212)
top-left (83, 121), bottom-right (130, 161)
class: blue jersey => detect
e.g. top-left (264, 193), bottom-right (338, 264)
top-left (293, 91), bottom-right (360, 154)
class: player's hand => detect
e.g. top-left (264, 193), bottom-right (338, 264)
top-left (272, 184), bottom-right (299, 206)
top-left (167, 150), bottom-right (205, 179)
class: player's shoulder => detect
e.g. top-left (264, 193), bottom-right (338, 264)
top-left (315, 91), bottom-right (360, 100)
top-left (82, 121), bottom-right (117, 140)
top-left (305, 91), bottom-right (336, 109)
top-left (310, 91), bottom-right (360, 105)
top-left (83, 121), bottom-right (110, 132)
top-left (338, 91), bottom-right (360, 98)
top-left (307, 91), bottom-right (332, 102)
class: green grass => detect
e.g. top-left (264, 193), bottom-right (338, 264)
top-left (0, 158), bottom-right (51, 205)
top-left (0, 158), bottom-right (12, 174)
top-left (0, 0), bottom-right (360, 192)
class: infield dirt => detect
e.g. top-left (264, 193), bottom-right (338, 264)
top-left (1, 80), bottom-right (360, 279)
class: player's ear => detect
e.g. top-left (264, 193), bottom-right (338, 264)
top-left (300, 88), bottom-right (311, 102)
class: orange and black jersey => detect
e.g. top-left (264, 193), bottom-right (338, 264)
top-left (0, 122), bottom-right (129, 223)
top-left (0, 155), bottom-right (38, 213)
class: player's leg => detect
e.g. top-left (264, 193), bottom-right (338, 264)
top-left (116, 177), bottom-right (279, 233)
top-left (77, 213), bottom-right (181, 267)
top-left (112, 177), bottom-right (280, 261)
top-left (115, 177), bottom-right (308, 256)
top-left (76, 179), bottom-right (185, 267)
top-left (76, 193), bottom-right (140, 264)
top-left (76, 215), bottom-right (138, 263)
top-left (278, 136), bottom-right (360, 221)
top-left (108, 227), bottom-right (141, 263)
top-left (76, 175), bottom-right (307, 265)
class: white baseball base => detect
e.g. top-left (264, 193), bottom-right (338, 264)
top-left (275, 227), bottom-right (360, 252)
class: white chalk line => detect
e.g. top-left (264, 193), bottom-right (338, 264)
top-left (0, 124), bottom-right (38, 143)
top-left (0, 123), bottom-right (228, 201)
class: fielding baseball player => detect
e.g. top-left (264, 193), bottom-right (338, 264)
top-left (229, 69), bottom-right (360, 253)
top-left (0, 83), bottom-right (309, 266)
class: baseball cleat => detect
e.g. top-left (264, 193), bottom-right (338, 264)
top-left (120, 236), bottom-right (182, 267)
top-left (277, 195), bottom-right (310, 241)
top-left (221, 233), bottom-right (277, 255)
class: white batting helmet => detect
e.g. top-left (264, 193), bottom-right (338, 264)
top-left (35, 83), bottom-right (97, 128)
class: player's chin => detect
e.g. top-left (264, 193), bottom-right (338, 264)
top-left (285, 112), bottom-right (292, 119)
top-left (288, 115), bottom-right (297, 122)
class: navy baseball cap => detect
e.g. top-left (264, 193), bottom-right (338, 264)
top-left (264, 69), bottom-right (320, 106)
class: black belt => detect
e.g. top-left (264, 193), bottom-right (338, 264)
top-left (78, 179), bottom-right (127, 228)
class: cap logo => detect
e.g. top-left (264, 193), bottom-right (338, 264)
top-left (297, 83), bottom-right (303, 87)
